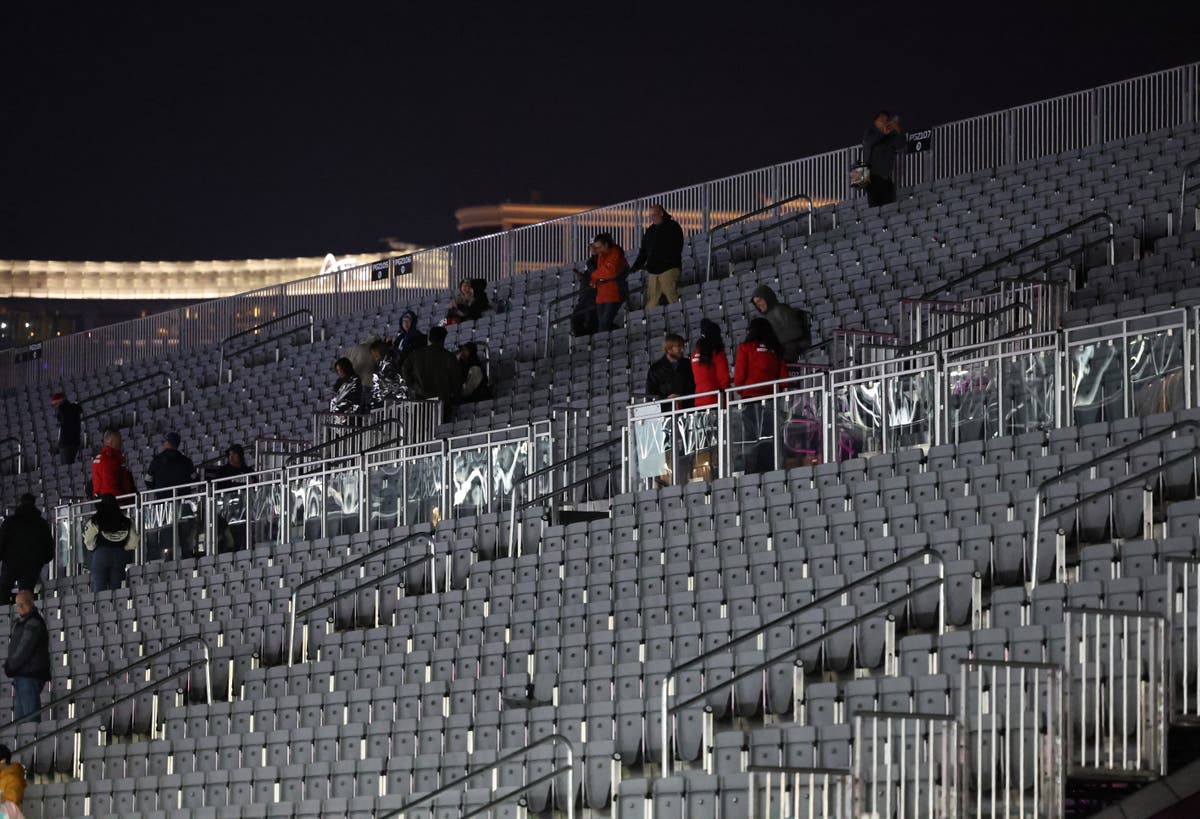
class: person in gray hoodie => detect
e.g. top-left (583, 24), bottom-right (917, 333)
top-left (750, 285), bottom-right (811, 362)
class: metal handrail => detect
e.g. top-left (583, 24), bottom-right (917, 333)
top-left (292, 415), bottom-right (401, 465)
top-left (10, 657), bottom-right (210, 761)
top-left (663, 577), bottom-right (944, 776)
top-left (507, 437), bottom-right (624, 554)
top-left (705, 194), bottom-right (816, 281)
top-left (0, 437), bottom-right (22, 474)
top-left (1029, 419), bottom-right (1200, 588)
top-left (924, 212), bottom-right (1116, 298)
top-left (1181, 157), bottom-right (1200, 227)
top-left (0, 634), bottom-right (212, 734)
top-left (1001, 233), bottom-right (1114, 287)
top-left (217, 309), bottom-right (315, 377)
top-left (860, 301), bottom-right (1035, 356)
top-left (287, 532), bottom-right (431, 665)
top-left (80, 372), bottom-right (174, 420)
top-left (659, 547), bottom-right (946, 774)
top-left (383, 732), bottom-right (576, 819)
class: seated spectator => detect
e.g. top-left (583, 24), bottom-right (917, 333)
top-left (570, 240), bottom-right (600, 338)
top-left (329, 357), bottom-right (366, 416)
top-left (213, 444), bottom-right (252, 485)
top-left (445, 279), bottom-right (490, 324)
top-left (590, 232), bottom-right (629, 333)
top-left (751, 285), bottom-right (811, 361)
top-left (690, 319), bottom-right (730, 407)
top-left (0, 494), bottom-right (53, 604)
top-left (735, 317), bottom-right (790, 473)
top-left (0, 744), bottom-right (26, 810)
top-left (90, 429), bottom-right (135, 499)
top-left (393, 310), bottom-right (427, 362)
top-left (370, 340), bottom-right (407, 408)
top-left (83, 495), bottom-right (138, 593)
top-left (457, 342), bottom-right (492, 403)
top-left (401, 326), bottom-right (463, 421)
top-left (646, 333), bottom-right (695, 410)
top-left (147, 432), bottom-right (195, 492)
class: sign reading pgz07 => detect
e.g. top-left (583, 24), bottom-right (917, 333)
top-left (907, 130), bottom-right (933, 152)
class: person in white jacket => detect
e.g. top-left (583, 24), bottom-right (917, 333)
top-left (83, 494), bottom-right (139, 593)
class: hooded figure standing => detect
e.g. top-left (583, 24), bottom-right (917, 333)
top-left (0, 495), bottom-right (53, 603)
top-left (751, 285), bottom-right (811, 362)
top-left (393, 310), bottom-right (427, 364)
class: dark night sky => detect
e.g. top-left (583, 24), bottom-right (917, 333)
top-left (1, 2), bottom-right (1197, 262)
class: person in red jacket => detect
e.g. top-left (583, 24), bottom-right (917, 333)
top-left (690, 319), bottom-right (730, 407)
top-left (91, 429), bottom-right (135, 498)
top-left (734, 318), bottom-right (790, 473)
top-left (589, 233), bottom-right (628, 332)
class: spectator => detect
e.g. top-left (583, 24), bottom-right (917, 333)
top-left (862, 110), bottom-right (906, 207)
top-left (50, 392), bottom-right (82, 465)
top-left (690, 319), bottom-right (730, 407)
top-left (91, 429), bottom-right (135, 498)
top-left (329, 357), bottom-right (366, 416)
top-left (457, 342), bottom-right (492, 403)
top-left (590, 233), bottom-right (630, 332)
top-left (570, 240), bottom-right (600, 338)
top-left (4, 591), bottom-right (50, 724)
top-left (0, 495), bottom-right (53, 604)
top-left (631, 204), bottom-right (685, 309)
top-left (369, 340), bottom-right (407, 408)
top-left (0, 744), bottom-right (26, 810)
top-left (83, 494), bottom-right (138, 593)
top-left (401, 326), bottom-right (463, 421)
top-left (213, 444), bottom-right (252, 483)
top-left (735, 317), bottom-right (790, 473)
top-left (751, 284), bottom-right (811, 361)
top-left (147, 432), bottom-right (195, 491)
top-left (646, 333), bottom-right (695, 410)
top-left (393, 310), bottom-right (427, 363)
top-left (445, 279), bottom-right (489, 324)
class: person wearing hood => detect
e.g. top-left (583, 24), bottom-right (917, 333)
top-left (690, 319), bottom-right (730, 407)
top-left (0, 495), bottom-right (53, 604)
top-left (751, 284), bottom-right (811, 362)
top-left (83, 494), bottom-right (139, 592)
top-left (329, 357), bottom-right (366, 416)
top-left (631, 204), bottom-right (684, 309)
top-left (90, 429), bottom-right (135, 499)
top-left (393, 310), bottom-right (427, 362)
top-left (370, 340), bottom-right (407, 407)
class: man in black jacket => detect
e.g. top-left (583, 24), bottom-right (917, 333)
top-left (50, 393), bottom-right (82, 465)
top-left (645, 334), bottom-right (695, 409)
top-left (5, 591), bottom-right (50, 722)
top-left (631, 204), bottom-right (685, 309)
top-left (146, 432), bottom-right (197, 560)
top-left (0, 495), bottom-right (54, 603)
top-left (147, 432), bottom-right (195, 491)
top-left (401, 326), bottom-right (463, 423)
top-left (862, 110), bottom-right (906, 207)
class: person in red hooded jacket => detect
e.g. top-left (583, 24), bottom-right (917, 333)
top-left (734, 318), bottom-right (790, 473)
top-left (91, 429), bottom-right (135, 498)
top-left (589, 233), bottom-right (629, 332)
top-left (690, 319), bottom-right (730, 407)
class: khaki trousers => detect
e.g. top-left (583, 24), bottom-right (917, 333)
top-left (646, 268), bottom-right (681, 308)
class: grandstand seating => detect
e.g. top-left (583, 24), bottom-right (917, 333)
top-left (0, 72), bottom-right (1198, 817)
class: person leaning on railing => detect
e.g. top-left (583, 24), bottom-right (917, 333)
top-left (734, 318), bottom-right (790, 474)
top-left (90, 429), bottom-right (135, 499)
top-left (83, 494), bottom-right (138, 593)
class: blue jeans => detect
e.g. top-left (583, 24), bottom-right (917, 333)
top-left (91, 547), bottom-right (127, 593)
top-left (596, 302), bottom-right (620, 332)
top-left (12, 676), bottom-right (43, 722)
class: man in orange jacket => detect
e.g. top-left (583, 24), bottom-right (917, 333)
top-left (91, 429), bottom-right (135, 498)
top-left (589, 233), bottom-right (629, 332)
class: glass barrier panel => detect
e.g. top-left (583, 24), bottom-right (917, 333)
top-left (140, 490), bottom-right (206, 562)
top-left (324, 465), bottom-right (362, 538)
top-left (288, 470), bottom-right (325, 542)
top-left (834, 380), bottom-right (883, 461)
top-left (451, 446), bottom-right (491, 518)
top-left (403, 453), bottom-right (445, 527)
top-left (630, 410), bottom-right (670, 490)
top-left (886, 366), bottom-right (938, 452)
top-left (491, 438), bottom-right (532, 513)
top-left (1130, 328), bottom-right (1187, 416)
top-left (1069, 337), bottom-right (1126, 425)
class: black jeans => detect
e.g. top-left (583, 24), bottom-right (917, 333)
top-left (866, 176), bottom-right (896, 207)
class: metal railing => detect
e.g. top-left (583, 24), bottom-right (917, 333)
top-left (704, 192), bottom-right (816, 281)
top-left (383, 733), bottom-right (576, 819)
top-left (1181, 157), bottom-right (1200, 228)
top-left (1167, 558), bottom-right (1200, 724)
top-left (924, 212), bottom-right (1116, 299)
top-left (1064, 606), bottom-right (1167, 778)
top-left (217, 309), bottom-right (315, 381)
top-left (286, 531), bottom-right (431, 665)
top-left (660, 548), bottom-right (946, 775)
top-left (253, 436), bottom-right (310, 470)
top-left (3, 62), bottom-right (1193, 389)
top-left (853, 711), bottom-right (961, 819)
top-left (960, 658), bottom-right (1065, 819)
top-left (79, 371), bottom-right (174, 422)
top-left (0, 437), bottom-right (22, 475)
top-left (745, 766), bottom-right (853, 819)
top-left (1029, 419), bottom-right (1200, 589)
